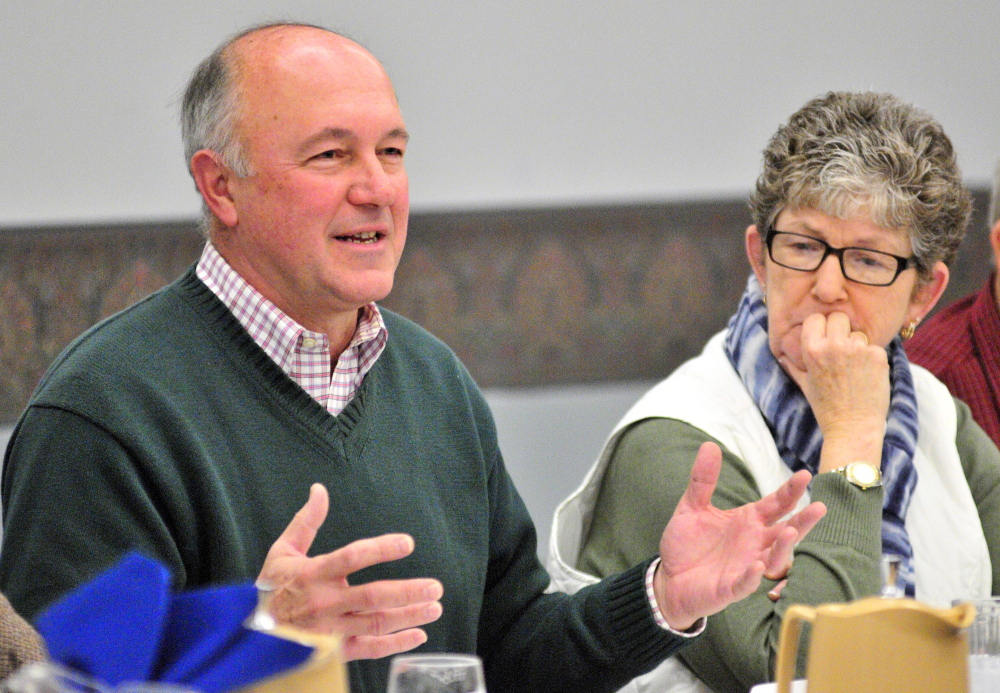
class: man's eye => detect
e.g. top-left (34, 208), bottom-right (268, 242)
top-left (381, 147), bottom-right (404, 157)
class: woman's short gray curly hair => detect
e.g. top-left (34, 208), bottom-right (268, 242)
top-left (749, 91), bottom-right (971, 281)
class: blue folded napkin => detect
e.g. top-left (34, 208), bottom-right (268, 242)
top-left (34, 553), bottom-right (313, 693)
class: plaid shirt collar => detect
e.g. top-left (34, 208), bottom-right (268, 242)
top-left (195, 242), bottom-right (387, 413)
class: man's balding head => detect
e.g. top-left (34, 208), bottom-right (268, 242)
top-left (181, 23), bottom-right (391, 232)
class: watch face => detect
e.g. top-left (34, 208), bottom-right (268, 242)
top-left (849, 463), bottom-right (880, 487)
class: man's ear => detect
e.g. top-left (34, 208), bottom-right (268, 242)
top-left (746, 225), bottom-right (767, 286)
top-left (907, 261), bottom-right (950, 326)
top-left (190, 150), bottom-right (239, 228)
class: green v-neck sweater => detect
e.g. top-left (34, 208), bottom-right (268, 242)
top-left (0, 267), bottom-right (687, 692)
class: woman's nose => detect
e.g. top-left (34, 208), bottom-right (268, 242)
top-left (811, 254), bottom-right (849, 302)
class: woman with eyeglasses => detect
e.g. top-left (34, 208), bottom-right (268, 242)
top-left (548, 91), bottom-right (1000, 693)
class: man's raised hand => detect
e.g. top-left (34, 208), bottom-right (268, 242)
top-left (653, 442), bottom-right (826, 630)
top-left (257, 484), bottom-right (444, 660)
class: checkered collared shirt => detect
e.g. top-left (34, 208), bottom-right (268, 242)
top-left (195, 242), bottom-right (388, 416)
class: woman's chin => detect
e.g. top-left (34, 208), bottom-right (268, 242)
top-left (774, 348), bottom-right (806, 376)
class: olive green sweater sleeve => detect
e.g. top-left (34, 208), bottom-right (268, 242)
top-left (954, 397), bottom-right (1000, 593)
top-left (578, 418), bottom-right (883, 693)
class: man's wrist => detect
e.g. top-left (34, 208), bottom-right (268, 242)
top-left (645, 558), bottom-right (705, 637)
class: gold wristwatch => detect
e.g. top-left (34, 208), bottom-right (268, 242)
top-left (832, 462), bottom-right (882, 489)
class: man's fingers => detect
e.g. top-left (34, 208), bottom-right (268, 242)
top-left (314, 534), bottom-right (418, 580)
top-left (333, 578), bottom-right (444, 615)
top-left (761, 503), bottom-right (826, 582)
top-left (274, 483), bottom-right (330, 556)
top-left (338, 599), bottom-right (443, 639)
top-left (267, 577), bottom-right (443, 634)
top-left (729, 559), bottom-right (766, 603)
top-left (682, 442), bottom-right (723, 510)
top-left (342, 629), bottom-right (429, 662)
top-left (753, 470), bottom-right (813, 523)
top-left (784, 501), bottom-right (827, 540)
top-left (768, 579), bottom-right (788, 602)
top-left (762, 526), bottom-right (798, 579)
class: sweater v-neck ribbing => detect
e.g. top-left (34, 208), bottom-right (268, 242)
top-left (172, 268), bottom-right (374, 448)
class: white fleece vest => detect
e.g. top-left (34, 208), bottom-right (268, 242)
top-left (547, 331), bottom-right (990, 693)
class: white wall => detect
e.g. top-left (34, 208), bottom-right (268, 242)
top-left (484, 382), bottom-right (654, 561)
top-left (3, 1), bottom-right (999, 227)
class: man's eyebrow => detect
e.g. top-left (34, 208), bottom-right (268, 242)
top-left (298, 127), bottom-right (409, 156)
top-left (297, 128), bottom-right (352, 156)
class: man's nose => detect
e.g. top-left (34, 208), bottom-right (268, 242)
top-left (347, 156), bottom-right (395, 207)
top-left (811, 253), bottom-right (849, 302)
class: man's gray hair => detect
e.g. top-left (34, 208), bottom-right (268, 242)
top-left (180, 22), bottom-right (337, 234)
top-left (749, 91), bottom-right (972, 280)
top-left (181, 35), bottom-right (253, 179)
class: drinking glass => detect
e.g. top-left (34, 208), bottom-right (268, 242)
top-left (958, 596), bottom-right (1000, 693)
top-left (386, 654), bottom-right (486, 693)
top-left (879, 554), bottom-right (904, 598)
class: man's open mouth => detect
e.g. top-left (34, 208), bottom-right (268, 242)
top-left (336, 231), bottom-right (383, 244)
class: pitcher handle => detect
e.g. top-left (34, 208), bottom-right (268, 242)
top-left (945, 601), bottom-right (976, 630)
top-left (775, 604), bottom-right (815, 693)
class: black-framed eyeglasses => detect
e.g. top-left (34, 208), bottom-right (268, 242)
top-left (765, 228), bottom-right (917, 287)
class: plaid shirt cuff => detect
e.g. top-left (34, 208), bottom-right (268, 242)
top-left (645, 557), bottom-right (706, 637)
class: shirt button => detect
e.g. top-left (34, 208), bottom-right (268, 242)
top-left (302, 338), bottom-right (316, 348)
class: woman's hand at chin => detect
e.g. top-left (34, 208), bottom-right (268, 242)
top-left (778, 311), bottom-right (890, 473)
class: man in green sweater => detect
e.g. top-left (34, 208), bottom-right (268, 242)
top-left (0, 23), bottom-right (824, 693)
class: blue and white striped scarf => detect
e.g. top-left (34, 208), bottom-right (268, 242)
top-left (723, 275), bottom-right (920, 596)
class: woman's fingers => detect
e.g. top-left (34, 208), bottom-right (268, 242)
top-left (796, 311), bottom-right (890, 444)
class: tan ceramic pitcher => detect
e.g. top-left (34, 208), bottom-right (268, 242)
top-left (775, 597), bottom-right (976, 693)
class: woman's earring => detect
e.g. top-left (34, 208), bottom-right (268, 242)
top-left (762, 284), bottom-right (767, 306)
top-left (900, 320), bottom-right (918, 340)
